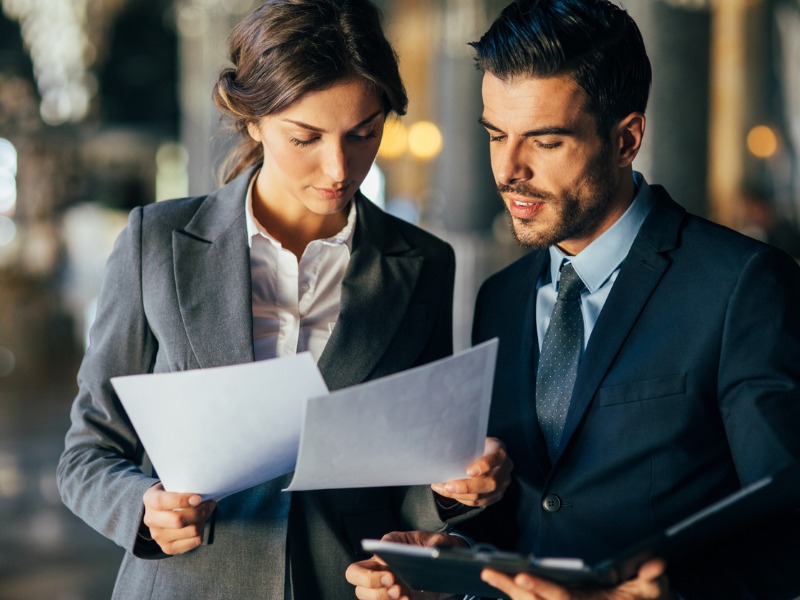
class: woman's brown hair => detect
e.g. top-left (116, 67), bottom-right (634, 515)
top-left (213, 0), bottom-right (408, 183)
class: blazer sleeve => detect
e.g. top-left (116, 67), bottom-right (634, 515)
top-left (56, 206), bottom-right (162, 557)
top-left (717, 246), bottom-right (800, 479)
top-left (672, 246), bottom-right (800, 599)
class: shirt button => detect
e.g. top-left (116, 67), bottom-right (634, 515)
top-left (542, 494), bottom-right (562, 512)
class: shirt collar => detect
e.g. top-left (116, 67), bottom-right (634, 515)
top-left (245, 169), bottom-right (357, 251)
top-left (548, 171), bottom-right (655, 292)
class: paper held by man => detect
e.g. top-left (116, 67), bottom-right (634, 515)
top-left (111, 339), bottom-right (498, 500)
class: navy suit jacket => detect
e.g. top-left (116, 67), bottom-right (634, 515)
top-left (468, 187), bottom-right (800, 598)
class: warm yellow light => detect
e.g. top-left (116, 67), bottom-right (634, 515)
top-left (747, 125), bottom-right (778, 158)
top-left (407, 121), bottom-right (443, 160)
top-left (378, 119), bottom-right (408, 159)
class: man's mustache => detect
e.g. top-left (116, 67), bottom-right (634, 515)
top-left (497, 183), bottom-right (553, 201)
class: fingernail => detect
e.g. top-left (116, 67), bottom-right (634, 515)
top-left (480, 571), bottom-right (495, 584)
top-left (430, 484), bottom-right (442, 492)
top-left (380, 574), bottom-right (392, 587)
top-left (516, 575), bottom-right (535, 590)
top-left (388, 586), bottom-right (400, 599)
top-left (445, 483), bottom-right (457, 493)
top-left (188, 495), bottom-right (201, 507)
top-left (466, 467), bottom-right (480, 477)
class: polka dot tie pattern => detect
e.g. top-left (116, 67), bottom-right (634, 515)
top-left (536, 261), bottom-right (586, 461)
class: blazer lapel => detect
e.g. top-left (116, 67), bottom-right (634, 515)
top-left (520, 252), bottom-right (554, 479)
top-left (173, 170), bottom-right (256, 369)
top-left (317, 194), bottom-right (423, 390)
top-left (551, 188), bottom-right (686, 465)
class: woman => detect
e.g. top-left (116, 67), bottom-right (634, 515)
top-left (57, 1), bottom-right (510, 598)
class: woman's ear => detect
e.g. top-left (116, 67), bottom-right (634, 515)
top-left (246, 121), bottom-right (262, 143)
top-left (614, 112), bottom-right (645, 168)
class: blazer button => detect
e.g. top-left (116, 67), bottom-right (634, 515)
top-left (542, 494), bottom-right (562, 512)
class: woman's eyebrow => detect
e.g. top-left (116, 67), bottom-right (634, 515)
top-left (281, 110), bottom-right (383, 133)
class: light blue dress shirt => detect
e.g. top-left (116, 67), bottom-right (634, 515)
top-left (536, 172), bottom-right (655, 350)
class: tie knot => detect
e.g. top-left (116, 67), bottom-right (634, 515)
top-left (557, 262), bottom-right (585, 301)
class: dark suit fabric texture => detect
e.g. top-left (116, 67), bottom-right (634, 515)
top-left (467, 187), bottom-right (800, 599)
top-left (56, 167), bottom-right (460, 600)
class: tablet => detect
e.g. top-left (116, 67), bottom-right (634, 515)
top-left (362, 461), bottom-right (800, 598)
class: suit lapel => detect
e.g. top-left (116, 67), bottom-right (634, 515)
top-left (317, 194), bottom-right (422, 390)
top-left (173, 170), bottom-right (255, 369)
top-left (520, 252), bottom-right (553, 479)
top-left (551, 188), bottom-right (686, 465)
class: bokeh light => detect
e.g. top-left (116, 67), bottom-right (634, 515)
top-left (407, 121), bottom-right (443, 160)
top-left (378, 119), bottom-right (408, 159)
top-left (747, 125), bottom-right (779, 158)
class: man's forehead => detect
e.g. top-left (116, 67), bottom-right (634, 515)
top-left (480, 73), bottom-right (592, 127)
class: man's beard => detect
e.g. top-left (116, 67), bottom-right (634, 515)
top-left (499, 146), bottom-right (617, 250)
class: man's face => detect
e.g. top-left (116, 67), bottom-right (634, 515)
top-left (480, 73), bottom-right (628, 255)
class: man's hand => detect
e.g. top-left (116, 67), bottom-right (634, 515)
top-left (345, 531), bottom-right (467, 600)
top-left (431, 437), bottom-right (512, 507)
top-left (481, 559), bottom-right (674, 600)
top-left (142, 483), bottom-right (216, 555)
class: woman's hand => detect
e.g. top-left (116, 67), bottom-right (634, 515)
top-left (431, 437), bottom-right (513, 507)
top-left (345, 531), bottom-right (466, 600)
top-left (141, 483), bottom-right (216, 555)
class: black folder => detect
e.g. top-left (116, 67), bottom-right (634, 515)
top-left (362, 461), bottom-right (800, 598)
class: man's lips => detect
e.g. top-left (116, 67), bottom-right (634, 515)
top-left (505, 195), bottom-right (546, 219)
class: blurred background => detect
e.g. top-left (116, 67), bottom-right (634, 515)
top-left (0, 0), bottom-right (798, 597)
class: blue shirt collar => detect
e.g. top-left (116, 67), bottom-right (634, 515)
top-left (549, 172), bottom-right (655, 293)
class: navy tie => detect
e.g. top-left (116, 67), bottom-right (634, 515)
top-left (536, 262), bottom-right (586, 460)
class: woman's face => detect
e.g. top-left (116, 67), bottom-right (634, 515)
top-left (248, 78), bottom-right (385, 220)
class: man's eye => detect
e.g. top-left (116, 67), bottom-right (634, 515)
top-left (535, 140), bottom-right (561, 149)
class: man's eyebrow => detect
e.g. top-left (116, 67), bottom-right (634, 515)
top-left (281, 110), bottom-right (383, 133)
top-left (478, 116), bottom-right (503, 132)
top-left (478, 117), bottom-right (575, 137)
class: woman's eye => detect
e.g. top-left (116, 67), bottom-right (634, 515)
top-left (350, 130), bottom-right (378, 142)
top-left (290, 137), bottom-right (318, 147)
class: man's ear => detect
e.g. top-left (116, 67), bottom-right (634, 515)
top-left (246, 121), bottom-right (262, 143)
top-left (613, 112), bottom-right (645, 168)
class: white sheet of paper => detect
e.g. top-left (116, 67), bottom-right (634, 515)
top-left (285, 339), bottom-right (498, 491)
top-left (112, 353), bottom-right (328, 500)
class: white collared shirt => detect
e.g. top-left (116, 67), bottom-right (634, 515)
top-left (245, 173), bottom-right (357, 362)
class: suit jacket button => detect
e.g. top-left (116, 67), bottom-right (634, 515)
top-left (542, 494), bottom-right (562, 512)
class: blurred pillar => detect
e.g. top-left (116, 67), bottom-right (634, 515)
top-left (176, 3), bottom-right (236, 195)
top-left (708, 0), bottom-right (751, 227)
top-left (626, 0), bottom-right (712, 219)
top-left (429, 0), bottom-right (498, 234)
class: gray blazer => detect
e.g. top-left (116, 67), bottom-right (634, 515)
top-left (57, 167), bottom-right (459, 599)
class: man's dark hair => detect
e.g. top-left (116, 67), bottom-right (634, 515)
top-left (470, 0), bottom-right (651, 138)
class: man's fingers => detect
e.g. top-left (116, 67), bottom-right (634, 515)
top-left (433, 477), bottom-right (497, 496)
top-left (481, 569), bottom-right (532, 599)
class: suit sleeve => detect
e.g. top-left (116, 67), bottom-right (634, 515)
top-left (717, 246), bottom-right (800, 479)
top-left (56, 206), bottom-right (163, 557)
top-left (673, 247), bottom-right (800, 599)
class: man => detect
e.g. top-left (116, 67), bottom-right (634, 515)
top-left (347, 1), bottom-right (800, 599)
